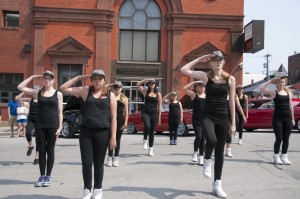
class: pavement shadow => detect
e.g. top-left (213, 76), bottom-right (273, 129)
top-left (107, 185), bottom-right (212, 199)
top-left (0, 179), bottom-right (33, 185)
top-left (2, 195), bottom-right (71, 199)
top-left (0, 161), bottom-right (31, 166)
top-left (130, 160), bottom-right (189, 166)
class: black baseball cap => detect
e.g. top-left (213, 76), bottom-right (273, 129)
top-left (91, 69), bottom-right (105, 79)
top-left (43, 70), bottom-right (54, 78)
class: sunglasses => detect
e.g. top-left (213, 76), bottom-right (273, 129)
top-left (211, 57), bottom-right (223, 62)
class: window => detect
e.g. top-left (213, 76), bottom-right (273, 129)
top-left (13, 74), bottom-right (23, 84)
top-left (119, 0), bottom-right (161, 62)
top-left (3, 11), bottom-right (19, 28)
top-left (0, 74), bottom-right (5, 83)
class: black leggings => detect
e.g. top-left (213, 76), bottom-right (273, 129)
top-left (36, 128), bottom-right (57, 176)
top-left (169, 120), bottom-right (179, 141)
top-left (193, 121), bottom-right (205, 155)
top-left (109, 119), bottom-right (123, 157)
top-left (236, 112), bottom-right (244, 139)
top-left (141, 112), bottom-right (158, 147)
top-left (272, 115), bottom-right (292, 154)
top-left (202, 114), bottom-right (228, 181)
top-left (79, 127), bottom-right (109, 190)
top-left (26, 119), bottom-right (39, 151)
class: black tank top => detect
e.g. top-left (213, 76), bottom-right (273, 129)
top-left (273, 91), bottom-right (291, 117)
top-left (192, 94), bottom-right (205, 122)
top-left (36, 90), bottom-right (59, 128)
top-left (117, 100), bottom-right (125, 121)
top-left (204, 78), bottom-right (229, 115)
top-left (143, 93), bottom-right (158, 114)
top-left (239, 94), bottom-right (246, 109)
top-left (81, 92), bottom-right (110, 129)
top-left (168, 102), bottom-right (180, 122)
top-left (27, 98), bottom-right (38, 121)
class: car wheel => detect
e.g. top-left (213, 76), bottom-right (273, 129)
top-left (177, 121), bottom-right (189, 136)
top-left (156, 131), bottom-right (163, 135)
top-left (297, 119), bottom-right (300, 132)
top-left (127, 123), bottom-right (137, 134)
top-left (244, 128), bottom-right (255, 132)
top-left (61, 120), bottom-right (74, 138)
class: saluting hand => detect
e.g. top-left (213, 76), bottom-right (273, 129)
top-left (77, 75), bottom-right (90, 81)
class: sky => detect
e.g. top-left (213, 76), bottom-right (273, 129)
top-left (243, 0), bottom-right (300, 75)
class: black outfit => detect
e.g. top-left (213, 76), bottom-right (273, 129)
top-left (202, 78), bottom-right (229, 181)
top-left (237, 94), bottom-right (246, 139)
top-left (168, 101), bottom-right (181, 141)
top-left (272, 91), bottom-right (293, 154)
top-left (192, 94), bottom-right (205, 155)
top-left (109, 100), bottom-right (125, 157)
top-left (142, 92), bottom-right (159, 148)
top-left (36, 91), bottom-right (59, 176)
top-left (79, 92), bottom-right (110, 190)
top-left (26, 99), bottom-right (39, 151)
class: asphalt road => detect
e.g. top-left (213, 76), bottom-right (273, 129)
top-left (0, 128), bottom-right (300, 199)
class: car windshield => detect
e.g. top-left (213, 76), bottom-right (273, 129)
top-left (248, 99), bottom-right (272, 109)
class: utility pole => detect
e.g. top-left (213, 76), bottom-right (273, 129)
top-left (264, 54), bottom-right (271, 80)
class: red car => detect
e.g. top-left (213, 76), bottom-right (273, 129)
top-left (243, 98), bottom-right (300, 132)
top-left (127, 103), bottom-right (193, 136)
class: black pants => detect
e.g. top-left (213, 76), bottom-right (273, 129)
top-left (36, 128), bottom-right (57, 176)
top-left (79, 126), bottom-right (109, 190)
top-left (169, 120), bottom-right (179, 141)
top-left (272, 115), bottom-right (292, 154)
top-left (26, 119), bottom-right (39, 151)
top-left (202, 114), bottom-right (228, 181)
top-left (109, 119), bottom-right (123, 157)
top-left (141, 112), bottom-right (158, 147)
top-left (236, 112), bottom-right (244, 139)
top-left (193, 121), bottom-right (205, 155)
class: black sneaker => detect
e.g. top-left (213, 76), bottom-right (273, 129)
top-left (27, 146), bottom-right (34, 156)
top-left (33, 159), bottom-right (39, 165)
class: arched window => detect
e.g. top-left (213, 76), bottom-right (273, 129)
top-left (119, 0), bottom-right (161, 62)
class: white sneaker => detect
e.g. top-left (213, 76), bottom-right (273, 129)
top-left (212, 180), bottom-right (227, 198)
top-left (92, 188), bottom-right (102, 199)
top-left (83, 188), bottom-right (92, 199)
top-left (192, 151), bottom-right (198, 162)
top-left (143, 139), bottom-right (148, 150)
top-left (273, 154), bottom-right (283, 165)
top-left (112, 157), bottom-right (119, 167)
top-left (238, 139), bottom-right (243, 145)
top-left (203, 159), bottom-right (212, 178)
top-left (106, 156), bottom-right (112, 167)
top-left (281, 154), bottom-right (291, 165)
top-left (149, 147), bottom-right (154, 156)
top-left (199, 156), bottom-right (204, 166)
top-left (225, 148), bottom-right (233, 157)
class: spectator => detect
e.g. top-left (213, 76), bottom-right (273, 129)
top-left (8, 93), bottom-right (23, 137)
top-left (16, 100), bottom-right (28, 137)
top-left (258, 92), bottom-right (267, 99)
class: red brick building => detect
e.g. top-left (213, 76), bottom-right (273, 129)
top-left (0, 0), bottom-right (244, 120)
top-left (288, 53), bottom-right (300, 91)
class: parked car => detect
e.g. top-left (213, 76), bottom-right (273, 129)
top-left (243, 98), bottom-right (300, 132)
top-left (60, 96), bottom-right (81, 138)
top-left (127, 102), bottom-right (193, 136)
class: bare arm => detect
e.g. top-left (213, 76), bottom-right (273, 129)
top-left (17, 75), bottom-right (43, 96)
top-left (259, 78), bottom-right (277, 98)
top-left (179, 102), bottom-right (183, 122)
top-left (162, 93), bottom-right (172, 104)
top-left (244, 95), bottom-right (248, 118)
top-left (109, 92), bottom-right (117, 149)
top-left (136, 79), bottom-right (148, 96)
top-left (122, 97), bottom-right (129, 130)
top-left (157, 93), bottom-right (162, 124)
top-left (228, 76), bottom-right (236, 135)
top-left (60, 75), bottom-right (90, 98)
top-left (180, 55), bottom-right (211, 83)
top-left (235, 96), bottom-right (247, 123)
top-left (289, 96), bottom-right (295, 126)
top-left (55, 91), bottom-right (63, 139)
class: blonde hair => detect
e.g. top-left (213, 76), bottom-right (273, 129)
top-left (119, 92), bottom-right (128, 104)
top-left (207, 70), bottom-right (231, 82)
